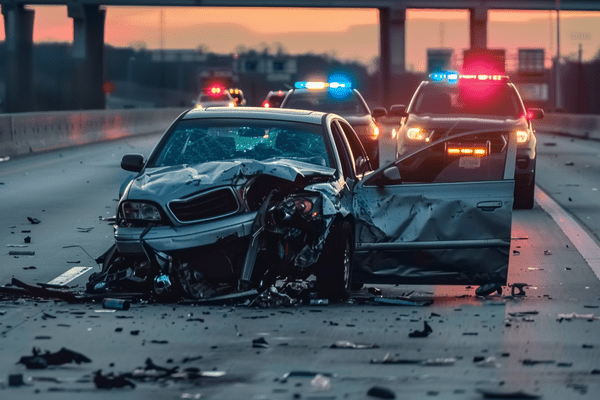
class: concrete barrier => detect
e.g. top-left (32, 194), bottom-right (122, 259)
top-left (0, 108), bottom-right (187, 158)
top-left (534, 113), bottom-right (600, 141)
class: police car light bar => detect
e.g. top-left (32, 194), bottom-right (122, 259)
top-left (295, 81), bottom-right (351, 90)
top-left (429, 71), bottom-right (508, 84)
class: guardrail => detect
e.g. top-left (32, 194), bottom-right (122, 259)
top-left (0, 109), bottom-right (598, 159)
top-left (0, 108), bottom-right (187, 158)
top-left (534, 113), bottom-right (600, 141)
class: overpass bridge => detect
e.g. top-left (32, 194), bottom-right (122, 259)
top-left (2, 0), bottom-right (600, 113)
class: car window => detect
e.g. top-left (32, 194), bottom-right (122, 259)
top-left (366, 131), bottom-right (510, 185)
top-left (330, 121), bottom-right (353, 178)
top-left (148, 119), bottom-right (333, 168)
top-left (337, 120), bottom-right (369, 171)
top-left (283, 90), bottom-right (369, 115)
top-left (411, 83), bottom-right (522, 118)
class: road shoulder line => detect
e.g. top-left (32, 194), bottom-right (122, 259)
top-left (536, 187), bottom-right (600, 280)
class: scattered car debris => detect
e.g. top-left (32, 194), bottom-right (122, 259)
top-left (475, 283), bottom-right (503, 296)
top-left (8, 374), bottom-right (25, 387)
top-left (476, 388), bottom-right (541, 399)
top-left (94, 370), bottom-right (136, 389)
top-left (367, 385), bottom-right (396, 399)
top-left (8, 250), bottom-right (35, 256)
top-left (24, 236), bottom-right (31, 243)
top-left (329, 340), bottom-right (379, 349)
top-left (370, 353), bottom-right (422, 364)
top-left (408, 321), bottom-right (433, 338)
top-left (521, 359), bottom-right (555, 366)
top-left (102, 298), bottom-right (131, 310)
top-left (510, 283), bottom-right (528, 296)
top-left (475, 356), bottom-right (501, 368)
top-left (17, 347), bottom-right (91, 369)
top-left (252, 337), bottom-right (269, 348)
top-left (372, 297), bottom-right (432, 306)
top-left (27, 217), bottom-right (41, 224)
top-left (557, 313), bottom-right (600, 321)
top-left (544, 250), bottom-right (553, 255)
top-left (565, 161), bottom-right (575, 166)
top-left (508, 311), bottom-right (538, 318)
top-left (77, 227), bottom-right (94, 233)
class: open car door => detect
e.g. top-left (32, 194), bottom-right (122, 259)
top-left (353, 129), bottom-right (517, 286)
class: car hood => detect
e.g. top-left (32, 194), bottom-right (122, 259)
top-left (405, 114), bottom-right (528, 131)
top-left (126, 159), bottom-right (336, 201)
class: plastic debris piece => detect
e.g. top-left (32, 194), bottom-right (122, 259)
top-left (476, 388), bottom-right (541, 399)
top-left (94, 370), bottom-right (136, 389)
top-left (18, 347), bottom-right (91, 369)
top-left (475, 283), bottom-right (502, 296)
top-left (475, 356), bottom-right (501, 368)
top-left (252, 337), bottom-right (269, 348)
top-left (557, 313), bottom-right (600, 321)
top-left (8, 250), bottom-right (35, 256)
top-left (409, 321), bottom-right (433, 338)
top-left (522, 359), bottom-right (555, 366)
top-left (24, 236), bottom-right (31, 243)
top-left (77, 227), bottom-right (94, 232)
top-left (282, 371), bottom-right (336, 379)
top-left (508, 311), bottom-right (538, 317)
top-left (367, 386), bottom-right (396, 399)
top-left (27, 217), bottom-right (41, 224)
top-left (102, 298), bottom-right (131, 310)
top-left (330, 340), bottom-right (379, 349)
top-left (544, 250), bottom-right (553, 255)
top-left (511, 283), bottom-right (528, 296)
top-left (368, 287), bottom-right (382, 296)
top-left (311, 374), bottom-right (331, 391)
top-left (370, 353), bottom-right (422, 364)
top-left (420, 358), bottom-right (457, 366)
top-left (9, 374), bottom-right (24, 386)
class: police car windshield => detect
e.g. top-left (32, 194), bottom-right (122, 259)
top-left (411, 83), bottom-right (523, 118)
top-left (284, 90), bottom-right (369, 115)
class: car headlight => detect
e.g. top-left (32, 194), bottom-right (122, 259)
top-left (228, 102), bottom-right (235, 107)
top-left (121, 201), bottom-right (164, 222)
top-left (516, 130), bottom-right (530, 144)
top-left (406, 127), bottom-right (430, 141)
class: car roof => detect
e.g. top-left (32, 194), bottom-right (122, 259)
top-left (182, 106), bottom-right (327, 124)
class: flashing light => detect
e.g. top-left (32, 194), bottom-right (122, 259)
top-left (294, 81), bottom-right (352, 90)
top-left (228, 102), bottom-right (235, 108)
top-left (371, 126), bottom-right (380, 140)
top-left (446, 147), bottom-right (487, 156)
top-left (516, 130), bottom-right (530, 143)
top-left (262, 101), bottom-right (270, 108)
top-left (429, 71), bottom-right (508, 84)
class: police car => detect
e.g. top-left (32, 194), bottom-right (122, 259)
top-left (193, 86), bottom-right (237, 109)
top-left (280, 79), bottom-right (386, 168)
top-left (393, 71), bottom-right (543, 209)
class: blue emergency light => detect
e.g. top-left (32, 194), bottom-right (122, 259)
top-left (429, 71), bottom-right (460, 84)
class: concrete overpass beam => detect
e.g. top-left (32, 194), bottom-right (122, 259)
top-left (68, 5), bottom-right (106, 110)
top-left (379, 7), bottom-right (406, 108)
top-left (469, 7), bottom-right (488, 49)
top-left (2, 4), bottom-right (34, 113)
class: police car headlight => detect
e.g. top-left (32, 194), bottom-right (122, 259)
top-left (516, 130), bottom-right (530, 144)
top-left (406, 127), bottom-right (429, 141)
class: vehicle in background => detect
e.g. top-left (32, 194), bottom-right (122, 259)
top-left (228, 88), bottom-right (247, 106)
top-left (261, 90), bottom-right (288, 108)
top-left (280, 80), bottom-right (387, 168)
top-left (193, 86), bottom-right (237, 109)
top-left (91, 107), bottom-right (517, 301)
top-left (393, 71), bottom-right (543, 209)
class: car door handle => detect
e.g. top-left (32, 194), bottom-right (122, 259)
top-left (477, 201), bottom-right (503, 211)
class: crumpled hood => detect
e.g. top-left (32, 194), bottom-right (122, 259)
top-left (406, 114), bottom-right (527, 131)
top-left (125, 159), bottom-right (336, 202)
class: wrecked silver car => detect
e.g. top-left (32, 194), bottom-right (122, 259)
top-left (87, 107), bottom-right (517, 301)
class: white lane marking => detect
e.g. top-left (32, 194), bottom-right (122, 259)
top-left (536, 187), bottom-right (600, 280)
top-left (47, 267), bottom-right (93, 286)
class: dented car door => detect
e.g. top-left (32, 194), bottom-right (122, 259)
top-left (353, 129), bottom-right (517, 286)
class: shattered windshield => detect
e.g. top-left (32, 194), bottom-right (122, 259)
top-left (411, 83), bottom-right (523, 118)
top-left (283, 90), bottom-right (369, 115)
top-left (148, 118), bottom-right (332, 168)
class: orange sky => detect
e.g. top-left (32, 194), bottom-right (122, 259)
top-left (1, 6), bottom-right (598, 70)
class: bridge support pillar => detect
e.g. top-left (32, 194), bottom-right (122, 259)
top-left (379, 7), bottom-right (406, 109)
top-left (2, 4), bottom-right (34, 113)
top-left (469, 7), bottom-right (488, 49)
top-left (68, 5), bottom-right (106, 110)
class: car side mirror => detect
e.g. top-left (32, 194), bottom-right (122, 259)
top-left (355, 156), bottom-right (371, 175)
top-left (388, 104), bottom-right (408, 118)
top-left (527, 108), bottom-right (544, 120)
top-left (121, 154), bottom-right (145, 172)
top-left (371, 107), bottom-right (387, 120)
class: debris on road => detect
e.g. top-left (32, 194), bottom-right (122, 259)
top-left (27, 217), bottom-right (41, 224)
top-left (420, 358), bottom-right (457, 366)
top-left (252, 337), bottom-right (269, 348)
top-left (17, 347), bottom-right (91, 369)
top-left (510, 283), bottom-right (528, 296)
top-left (476, 388), bottom-right (541, 399)
top-left (475, 283), bottom-right (503, 296)
top-left (94, 370), bottom-right (136, 389)
top-left (408, 321), bottom-right (433, 338)
top-left (370, 353), bottom-right (422, 364)
top-left (367, 385), bottom-right (396, 399)
top-left (8, 250), bottom-right (35, 256)
top-left (557, 313), bottom-right (600, 321)
top-left (330, 340), bottom-right (379, 349)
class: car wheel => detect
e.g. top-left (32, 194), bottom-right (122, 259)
top-left (514, 172), bottom-right (535, 210)
top-left (315, 221), bottom-right (353, 300)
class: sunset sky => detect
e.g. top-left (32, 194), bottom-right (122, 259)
top-left (1, 6), bottom-right (599, 71)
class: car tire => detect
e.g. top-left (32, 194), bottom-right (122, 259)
top-left (315, 221), bottom-right (353, 300)
top-left (514, 172), bottom-right (535, 210)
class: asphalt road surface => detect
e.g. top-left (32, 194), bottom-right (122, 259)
top-left (1, 130), bottom-right (599, 400)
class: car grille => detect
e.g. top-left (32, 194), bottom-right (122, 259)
top-left (169, 187), bottom-right (239, 223)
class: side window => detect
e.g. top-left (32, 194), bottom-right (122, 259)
top-left (330, 121), bottom-right (353, 178)
top-left (338, 121), bottom-right (368, 170)
top-left (365, 131), bottom-right (509, 186)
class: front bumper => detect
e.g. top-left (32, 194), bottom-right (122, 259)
top-left (114, 212), bottom-right (257, 254)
